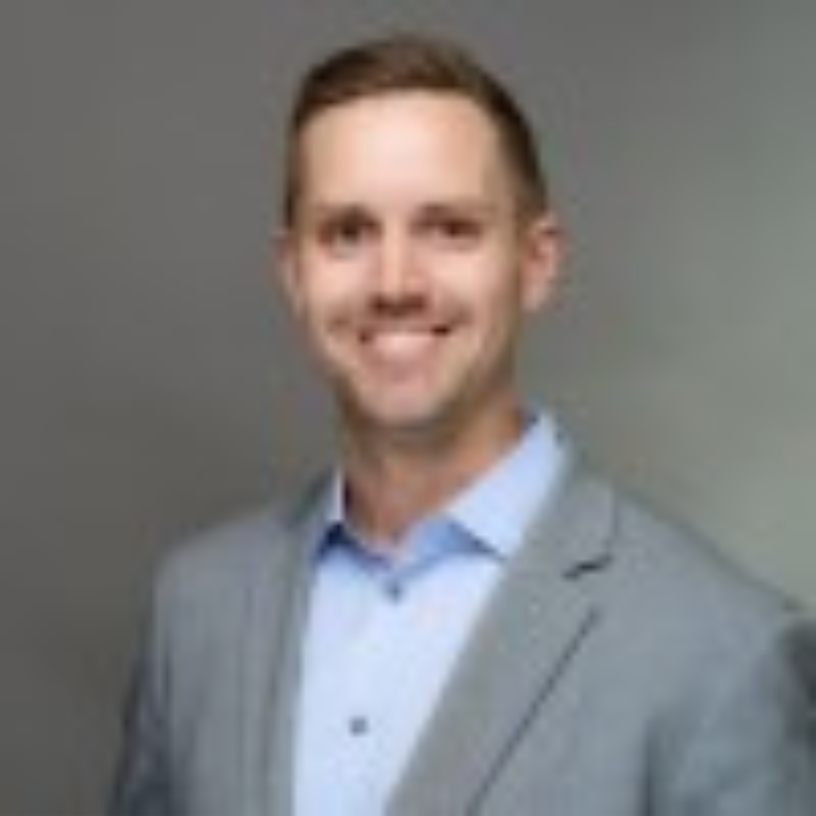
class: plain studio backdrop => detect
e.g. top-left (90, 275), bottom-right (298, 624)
top-left (2, 1), bottom-right (815, 812)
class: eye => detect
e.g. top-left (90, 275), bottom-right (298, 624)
top-left (317, 213), bottom-right (375, 256)
top-left (421, 212), bottom-right (483, 248)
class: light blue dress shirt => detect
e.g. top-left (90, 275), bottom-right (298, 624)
top-left (293, 414), bottom-right (567, 816)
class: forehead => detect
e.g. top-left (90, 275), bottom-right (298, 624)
top-left (295, 92), bottom-right (512, 209)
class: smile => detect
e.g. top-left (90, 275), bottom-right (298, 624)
top-left (359, 324), bottom-right (452, 362)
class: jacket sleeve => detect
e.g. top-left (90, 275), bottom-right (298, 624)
top-left (664, 615), bottom-right (816, 815)
top-left (108, 580), bottom-right (173, 816)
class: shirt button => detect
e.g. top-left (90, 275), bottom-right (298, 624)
top-left (384, 578), bottom-right (404, 601)
top-left (349, 716), bottom-right (370, 736)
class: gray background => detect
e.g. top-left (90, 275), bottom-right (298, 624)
top-left (2, 1), bottom-right (815, 812)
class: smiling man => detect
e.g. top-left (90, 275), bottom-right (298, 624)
top-left (111, 33), bottom-right (816, 816)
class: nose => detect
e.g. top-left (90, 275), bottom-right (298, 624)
top-left (371, 228), bottom-right (426, 309)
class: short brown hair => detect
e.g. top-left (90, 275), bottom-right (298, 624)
top-left (282, 32), bottom-right (549, 224)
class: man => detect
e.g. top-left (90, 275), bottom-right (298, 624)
top-left (111, 33), bottom-right (816, 815)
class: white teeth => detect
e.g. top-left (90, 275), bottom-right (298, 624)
top-left (361, 324), bottom-right (448, 339)
top-left (363, 328), bottom-right (442, 359)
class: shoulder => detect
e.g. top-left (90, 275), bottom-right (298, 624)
top-left (536, 457), bottom-right (816, 807)
top-left (608, 485), bottom-right (798, 627)
top-left (149, 479), bottom-right (326, 620)
top-left (156, 507), bottom-right (285, 588)
top-left (588, 474), bottom-right (814, 693)
top-left (140, 508), bottom-right (281, 638)
top-left (608, 488), bottom-right (816, 802)
top-left (549, 457), bottom-right (811, 669)
top-left (553, 461), bottom-right (797, 623)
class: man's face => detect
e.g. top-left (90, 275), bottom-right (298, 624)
top-left (280, 92), bottom-right (561, 444)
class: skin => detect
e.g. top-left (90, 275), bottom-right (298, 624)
top-left (279, 92), bottom-right (563, 547)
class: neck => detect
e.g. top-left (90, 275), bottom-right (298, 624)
top-left (340, 404), bottom-right (527, 548)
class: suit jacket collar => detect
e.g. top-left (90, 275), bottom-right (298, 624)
top-left (239, 479), bottom-right (331, 816)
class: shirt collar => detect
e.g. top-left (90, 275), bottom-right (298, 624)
top-left (321, 412), bottom-right (568, 562)
top-left (445, 412), bottom-right (567, 559)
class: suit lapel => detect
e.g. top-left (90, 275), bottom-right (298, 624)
top-left (390, 466), bottom-right (615, 816)
top-left (238, 482), bottom-right (330, 816)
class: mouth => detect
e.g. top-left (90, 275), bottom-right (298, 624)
top-left (358, 323), bottom-right (453, 363)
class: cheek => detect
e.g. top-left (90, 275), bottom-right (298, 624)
top-left (463, 259), bottom-right (527, 318)
top-left (475, 277), bottom-right (529, 349)
top-left (293, 264), bottom-right (356, 319)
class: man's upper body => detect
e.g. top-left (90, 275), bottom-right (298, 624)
top-left (111, 433), bottom-right (816, 815)
top-left (112, 33), bottom-right (816, 814)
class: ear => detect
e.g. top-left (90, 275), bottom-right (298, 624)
top-left (273, 227), bottom-right (305, 315)
top-left (520, 213), bottom-right (564, 313)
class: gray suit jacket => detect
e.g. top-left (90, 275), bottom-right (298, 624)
top-left (111, 464), bottom-right (816, 815)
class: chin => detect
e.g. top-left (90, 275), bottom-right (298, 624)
top-left (346, 395), bottom-right (457, 441)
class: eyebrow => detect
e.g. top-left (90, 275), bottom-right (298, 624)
top-left (303, 199), bottom-right (500, 219)
top-left (417, 201), bottom-right (499, 218)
